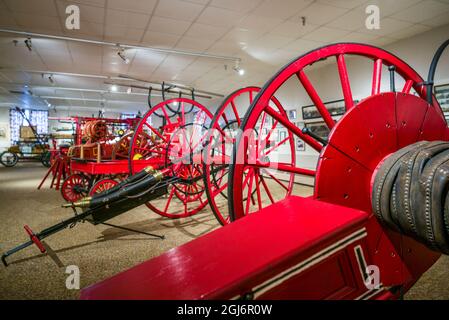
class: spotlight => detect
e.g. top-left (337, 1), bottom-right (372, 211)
top-left (127, 87), bottom-right (132, 94)
top-left (233, 60), bottom-right (245, 76)
top-left (24, 37), bottom-right (32, 51)
top-left (117, 48), bottom-right (130, 64)
top-left (110, 85), bottom-right (118, 92)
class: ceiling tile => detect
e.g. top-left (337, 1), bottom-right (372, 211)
top-left (196, 6), bottom-right (244, 28)
top-left (72, 3), bottom-right (105, 24)
top-left (13, 13), bottom-right (63, 33)
top-left (337, 31), bottom-right (378, 43)
top-left (154, 0), bottom-right (204, 22)
top-left (391, 0), bottom-right (449, 23)
top-left (210, 0), bottom-right (262, 13)
top-left (252, 0), bottom-right (312, 20)
top-left (185, 23), bottom-right (229, 42)
top-left (421, 11), bottom-right (449, 27)
top-left (205, 40), bottom-right (243, 55)
top-left (388, 24), bottom-right (432, 40)
top-left (326, 9), bottom-right (367, 31)
top-left (162, 55), bottom-right (196, 69)
top-left (296, 3), bottom-right (348, 26)
top-left (107, 0), bottom-right (157, 14)
top-left (365, 0), bottom-right (421, 17)
top-left (369, 36), bottom-right (397, 47)
top-left (302, 26), bottom-right (350, 42)
top-left (0, 13), bottom-right (18, 28)
top-left (221, 27), bottom-right (265, 43)
top-left (236, 14), bottom-right (283, 33)
top-left (70, 0), bottom-right (106, 8)
top-left (106, 9), bottom-right (150, 29)
top-left (317, 0), bottom-right (366, 9)
top-left (182, 0), bottom-right (209, 5)
top-left (104, 26), bottom-right (145, 43)
top-left (270, 21), bottom-right (320, 38)
top-left (147, 16), bottom-right (191, 36)
top-left (64, 21), bottom-right (104, 39)
top-left (282, 38), bottom-right (324, 53)
top-left (4, 0), bottom-right (59, 17)
top-left (175, 36), bottom-right (216, 52)
top-left (141, 31), bottom-right (181, 48)
top-left (357, 18), bottom-right (413, 37)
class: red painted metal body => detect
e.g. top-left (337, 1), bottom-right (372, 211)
top-left (70, 158), bottom-right (163, 176)
top-left (81, 197), bottom-right (371, 299)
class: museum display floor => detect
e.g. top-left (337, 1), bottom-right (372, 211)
top-left (1, 164), bottom-right (449, 299)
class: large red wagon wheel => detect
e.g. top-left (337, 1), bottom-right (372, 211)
top-left (228, 43), bottom-right (442, 221)
top-left (203, 87), bottom-right (289, 225)
top-left (89, 178), bottom-right (119, 196)
top-left (129, 98), bottom-right (213, 218)
top-left (61, 173), bottom-right (90, 202)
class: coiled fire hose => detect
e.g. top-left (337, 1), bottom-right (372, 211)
top-left (372, 141), bottom-right (449, 254)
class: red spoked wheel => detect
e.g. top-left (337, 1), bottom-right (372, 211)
top-left (61, 173), bottom-right (90, 202)
top-left (204, 87), bottom-right (266, 225)
top-left (89, 178), bottom-right (119, 196)
top-left (228, 43), bottom-right (442, 222)
top-left (130, 98), bottom-right (214, 218)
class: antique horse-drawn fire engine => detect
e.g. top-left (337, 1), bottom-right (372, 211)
top-left (0, 84), bottom-right (257, 265)
top-left (4, 40), bottom-right (449, 300)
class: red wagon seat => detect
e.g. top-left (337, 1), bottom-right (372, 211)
top-left (80, 196), bottom-right (369, 300)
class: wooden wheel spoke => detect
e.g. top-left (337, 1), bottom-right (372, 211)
top-left (259, 175), bottom-right (275, 204)
top-left (261, 168), bottom-right (289, 191)
top-left (336, 54), bottom-right (354, 110)
top-left (263, 136), bottom-right (290, 156)
top-left (231, 100), bottom-right (241, 126)
top-left (245, 172), bottom-right (255, 215)
top-left (372, 58), bottom-right (383, 95)
top-left (254, 172), bottom-right (262, 211)
top-left (164, 188), bottom-right (176, 213)
top-left (402, 79), bottom-right (413, 94)
top-left (297, 70), bottom-right (335, 129)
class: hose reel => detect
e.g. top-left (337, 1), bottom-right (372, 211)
top-left (372, 141), bottom-right (449, 254)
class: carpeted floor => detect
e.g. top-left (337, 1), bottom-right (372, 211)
top-left (0, 163), bottom-right (448, 299)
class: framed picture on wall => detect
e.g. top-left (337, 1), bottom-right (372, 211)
top-left (287, 109), bottom-right (297, 120)
top-left (302, 99), bottom-right (349, 120)
top-left (279, 130), bottom-right (287, 142)
top-left (304, 121), bottom-right (330, 140)
top-left (435, 84), bottom-right (449, 113)
top-left (296, 138), bottom-right (305, 151)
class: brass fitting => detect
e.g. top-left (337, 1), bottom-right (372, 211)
top-left (62, 196), bottom-right (92, 208)
top-left (144, 166), bottom-right (155, 173)
top-left (152, 170), bottom-right (164, 181)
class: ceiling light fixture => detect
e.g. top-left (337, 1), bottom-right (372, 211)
top-left (110, 84), bottom-right (118, 92)
top-left (117, 48), bottom-right (130, 64)
top-left (24, 37), bottom-right (32, 51)
top-left (233, 61), bottom-right (245, 76)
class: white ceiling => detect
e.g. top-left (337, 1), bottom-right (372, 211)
top-left (0, 0), bottom-right (449, 113)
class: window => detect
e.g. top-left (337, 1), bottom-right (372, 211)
top-left (9, 108), bottom-right (48, 144)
